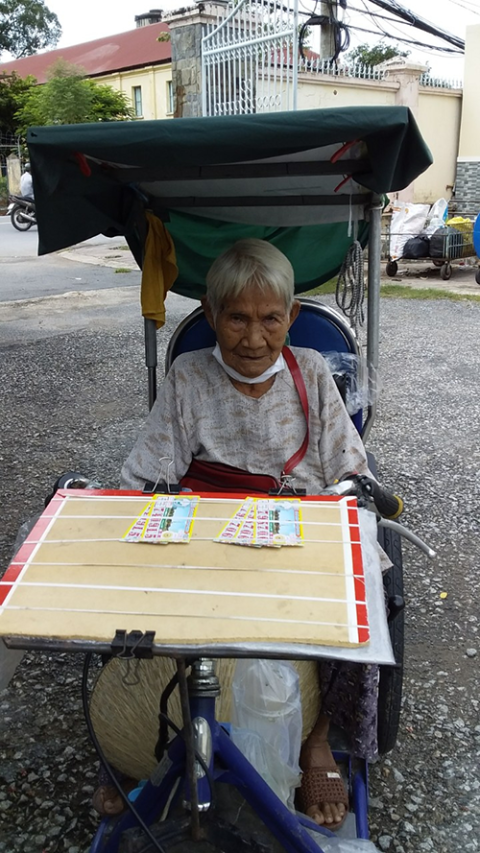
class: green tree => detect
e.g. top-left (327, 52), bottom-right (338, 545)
top-left (0, 0), bottom-right (61, 59)
top-left (86, 80), bottom-right (135, 123)
top-left (14, 60), bottom-right (134, 133)
top-left (346, 41), bottom-right (409, 66)
top-left (0, 71), bottom-right (35, 134)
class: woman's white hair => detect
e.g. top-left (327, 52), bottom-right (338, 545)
top-left (205, 238), bottom-right (295, 316)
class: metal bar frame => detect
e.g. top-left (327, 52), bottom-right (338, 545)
top-left (115, 160), bottom-right (370, 182)
top-left (362, 194), bottom-right (383, 442)
top-left (201, 0), bottom-right (299, 117)
top-left (153, 194), bottom-right (368, 208)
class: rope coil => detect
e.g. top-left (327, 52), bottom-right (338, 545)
top-left (336, 240), bottom-right (365, 336)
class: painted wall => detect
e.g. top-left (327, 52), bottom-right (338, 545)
top-left (458, 24), bottom-right (480, 160)
top-left (297, 75), bottom-right (397, 111)
top-left (94, 64), bottom-right (173, 121)
top-left (415, 89), bottom-right (462, 203)
top-left (295, 69), bottom-right (461, 204)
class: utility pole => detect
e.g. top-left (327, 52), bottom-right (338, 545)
top-left (319, 1), bottom-right (338, 61)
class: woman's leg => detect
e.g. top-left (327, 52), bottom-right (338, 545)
top-left (92, 765), bottom-right (137, 816)
top-left (319, 660), bottom-right (379, 760)
top-left (298, 661), bottom-right (379, 827)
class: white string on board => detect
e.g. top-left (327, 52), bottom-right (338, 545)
top-left (36, 513), bottom-right (352, 524)
top-left (47, 494), bottom-right (353, 507)
top-left (0, 580), bottom-right (365, 605)
top-left (12, 534), bottom-right (361, 546)
top-left (3, 603), bottom-right (369, 630)
top-left (2, 563), bottom-right (366, 578)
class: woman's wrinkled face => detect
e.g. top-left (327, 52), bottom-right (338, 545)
top-left (202, 286), bottom-right (300, 379)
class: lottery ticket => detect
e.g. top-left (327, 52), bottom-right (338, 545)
top-left (214, 498), bottom-right (303, 548)
top-left (214, 499), bottom-right (254, 544)
top-left (122, 501), bottom-right (154, 542)
top-left (261, 498), bottom-right (304, 547)
top-left (123, 495), bottom-right (199, 544)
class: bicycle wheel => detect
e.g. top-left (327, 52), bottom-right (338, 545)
top-left (376, 522), bottom-right (404, 755)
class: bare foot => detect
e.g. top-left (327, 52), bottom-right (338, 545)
top-left (299, 714), bottom-right (348, 828)
top-left (92, 782), bottom-right (136, 816)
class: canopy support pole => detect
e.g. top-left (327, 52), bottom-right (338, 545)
top-left (362, 195), bottom-right (383, 442)
top-left (144, 317), bottom-right (158, 410)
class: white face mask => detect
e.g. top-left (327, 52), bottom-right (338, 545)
top-left (212, 343), bottom-right (285, 385)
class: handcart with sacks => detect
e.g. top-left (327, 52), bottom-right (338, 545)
top-left (0, 106), bottom-right (436, 852)
top-left (385, 198), bottom-right (478, 281)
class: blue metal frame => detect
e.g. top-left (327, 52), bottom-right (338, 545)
top-left (90, 689), bottom-right (373, 853)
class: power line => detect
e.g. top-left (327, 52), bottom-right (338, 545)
top-left (347, 3), bottom-right (418, 26)
top-left (300, 0), bottom-right (467, 60)
top-left (446, 0), bottom-right (480, 14)
top-left (346, 21), bottom-right (465, 52)
top-left (357, 0), bottom-right (412, 43)
top-left (361, 0), bottom-right (465, 50)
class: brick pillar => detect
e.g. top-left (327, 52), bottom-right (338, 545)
top-left (168, 2), bottom-right (224, 118)
top-left (379, 59), bottom-right (427, 203)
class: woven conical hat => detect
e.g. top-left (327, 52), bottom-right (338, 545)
top-left (90, 657), bottom-right (320, 781)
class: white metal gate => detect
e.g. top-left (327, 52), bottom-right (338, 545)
top-left (201, 0), bottom-right (299, 117)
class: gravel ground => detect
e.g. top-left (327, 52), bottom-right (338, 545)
top-left (1, 292), bottom-right (480, 852)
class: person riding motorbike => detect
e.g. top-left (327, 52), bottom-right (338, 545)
top-left (20, 163), bottom-right (34, 199)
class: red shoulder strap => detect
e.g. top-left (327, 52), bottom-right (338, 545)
top-left (281, 346), bottom-right (310, 477)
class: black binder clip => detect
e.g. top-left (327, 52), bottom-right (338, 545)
top-left (142, 480), bottom-right (182, 495)
top-left (111, 629), bottom-right (156, 659)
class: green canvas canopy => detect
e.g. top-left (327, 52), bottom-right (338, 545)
top-left (27, 106), bottom-right (432, 298)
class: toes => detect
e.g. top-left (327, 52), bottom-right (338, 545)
top-left (103, 796), bottom-right (124, 815)
top-left (92, 785), bottom-right (126, 816)
top-left (326, 802), bottom-right (346, 825)
top-left (306, 804), bottom-right (326, 825)
top-left (316, 802), bottom-right (346, 826)
top-left (322, 803), bottom-right (335, 824)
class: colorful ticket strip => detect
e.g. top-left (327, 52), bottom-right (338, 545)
top-left (123, 495), bottom-right (199, 544)
top-left (255, 498), bottom-right (304, 547)
top-left (214, 497), bottom-right (255, 545)
top-left (215, 498), bottom-right (304, 548)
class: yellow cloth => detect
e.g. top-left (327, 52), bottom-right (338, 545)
top-left (141, 211), bottom-right (178, 328)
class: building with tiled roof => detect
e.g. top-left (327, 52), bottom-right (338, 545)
top-left (0, 21), bottom-right (174, 120)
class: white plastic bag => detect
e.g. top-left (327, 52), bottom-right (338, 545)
top-left (310, 840), bottom-right (382, 852)
top-left (389, 201), bottom-right (430, 260)
top-left (428, 197), bottom-right (449, 223)
top-left (321, 352), bottom-right (381, 415)
top-left (230, 725), bottom-right (300, 809)
top-left (231, 659), bottom-right (302, 809)
top-left (0, 639), bottom-right (24, 691)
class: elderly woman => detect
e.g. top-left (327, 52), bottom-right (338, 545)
top-left (114, 238), bottom-right (382, 828)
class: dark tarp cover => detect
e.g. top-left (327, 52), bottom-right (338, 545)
top-left (27, 106), bottom-right (432, 298)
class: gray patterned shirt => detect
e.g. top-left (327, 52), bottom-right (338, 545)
top-left (121, 346), bottom-right (372, 493)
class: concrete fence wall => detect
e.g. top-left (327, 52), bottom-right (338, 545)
top-left (415, 88), bottom-right (462, 205)
top-left (295, 65), bottom-right (462, 205)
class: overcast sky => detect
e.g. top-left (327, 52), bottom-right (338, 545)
top-left (46, 0), bottom-right (480, 79)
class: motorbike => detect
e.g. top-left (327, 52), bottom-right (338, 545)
top-left (7, 194), bottom-right (37, 231)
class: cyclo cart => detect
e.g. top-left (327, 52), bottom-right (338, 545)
top-left (0, 106), bottom-right (435, 852)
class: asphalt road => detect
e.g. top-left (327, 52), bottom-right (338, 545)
top-left (0, 217), bottom-right (140, 302)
